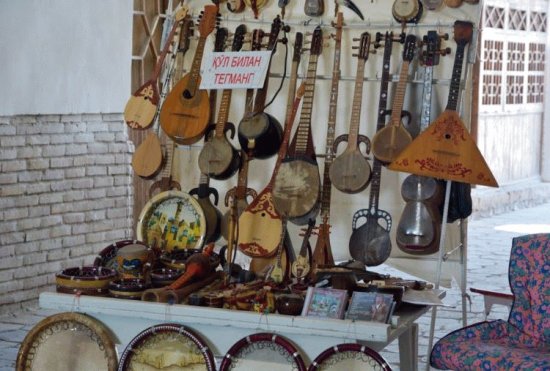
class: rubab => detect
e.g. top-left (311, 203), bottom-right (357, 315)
top-left (329, 31), bottom-right (373, 194)
top-left (396, 30), bottom-right (449, 255)
top-left (371, 34), bottom-right (417, 164)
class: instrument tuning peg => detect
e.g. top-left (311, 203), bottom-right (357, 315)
top-left (302, 47), bottom-right (310, 52)
top-left (352, 53), bottom-right (358, 57)
top-left (352, 37), bottom-right (360, 42)
top-left (442, 33), bottom-right (449, 40)
top-left (441, 47), bottom-right (452, 56)
top-left (282, 25), bottom-right (291, 32)
top-left (280, 37), bottom-right (288, 44)
top-left (351, 46), bottom-right (359, 49)
top-left (375, 32), bottom-right (383, 43)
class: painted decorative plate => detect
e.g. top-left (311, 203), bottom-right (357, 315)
top-left (308, 343), bottom-right (392, 371)
top-left (137, 190), bottom-right (206, 253)
top-left (118, 323), bottom-right (216, 371)
top-left (219, 332), bottom-right (307, 371)
top-left (16, 312), bottom-right (118, 371)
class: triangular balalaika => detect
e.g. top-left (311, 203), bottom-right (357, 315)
top-left (389, 110), bottom-right (498, 187)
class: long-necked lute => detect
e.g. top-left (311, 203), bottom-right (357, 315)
top-left (330, 31), bottom-right (373, 194)
top-left (348, 32), bottom-right (397, 266)
top-left (160, 5), bottom-right (218, 144)
top-left (308, 14), bottom-right (346, 280)
top-left (371, 34), bottom-right (417, 164)
top-left (272, 27), bottom-right (322, 226)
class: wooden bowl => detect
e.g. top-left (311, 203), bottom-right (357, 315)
top-left (56, 266), bottom-right (118, 296)
top-left (276, 294), bottom-right (304, 316)
top-left (108, 278), bottom-right (150, 300)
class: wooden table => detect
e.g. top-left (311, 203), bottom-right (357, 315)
top-left (39, 291), bottom-right (434, 371)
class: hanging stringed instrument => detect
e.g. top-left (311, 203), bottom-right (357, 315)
top-left (124, 7), bottom-right (188, 130)
top-left (237, 37), bottom-right (305, 258)
top-left (160, 5), bottom-right (218, 144)
top-left (132, 16), bottom-right (194, 180)
top-left (389, 21), bottom-right (498, 188)
top-left (189, 173), bottom-right (222, 244)
top-left (330, 31), bottom-right (373, 194)
top-left (198, 26), bottom-right (245, 180)
top-left (371, 34), bottom-right (417, 164)
top-left (238, 17), bottom-right (284, 159)
top-left (290, 219), bottom-right (316, 280)
top-left (348, 32), bottom-right (396, 266)
top-left (396, 31), bottom-right (448, 255)
top-left (272, 27), bottom-right (322, 226)
top-left (307, 14), bottom-right (345, 280)
top-left (149, 137), bottom-right (181, 198)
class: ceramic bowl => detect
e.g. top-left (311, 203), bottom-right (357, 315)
top-left (108, 278), bottom-right (150, 300)
top-left (56, 266), bottom-right (118, 296)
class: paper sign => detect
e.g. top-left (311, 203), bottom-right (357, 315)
top-left (200, 50), bottom-right (272, 90)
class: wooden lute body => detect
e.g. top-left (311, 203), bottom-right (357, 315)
top-left (189, 173), bottom-right (222, 244)
top-left (330, 32), bottom-right (373, 194)
top-left (160, 5), bottom-right (218, 144)
top-left (371, 34), bottom-right (417, 164)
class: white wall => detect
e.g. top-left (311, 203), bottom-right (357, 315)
top-left (0, 0), bottom-right (132, 115)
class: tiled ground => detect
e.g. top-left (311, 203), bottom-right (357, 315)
top-left (1, 202), bottom-right (549, 370)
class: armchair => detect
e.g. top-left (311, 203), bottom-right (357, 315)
top-left (430, 233), bottom-right (549, 370)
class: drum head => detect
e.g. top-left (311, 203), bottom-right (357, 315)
top-left (118, 323), bottom-right (216, 371)
top-left (16, 312), bottom-right (118, 371)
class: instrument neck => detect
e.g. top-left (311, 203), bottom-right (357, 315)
top-left (389, 60), bottom-right (410, 126)
top-left (186, 36), bottom-right (208, 95)
top-left (235, 153), bottom-right (250, 199)
top-left (446, 42), bottom-right (466, 112)
top-left (160, 139), bottom-right (175, 179)
top-left (215, 89), bottom-right (232, 137)
top-left (419, 66), bottom-right (434, 131)
top-left (152, 17), bottom-right (181, 80)
top-left (377, 37), bottom-right (393, 131)
top-left (348, 60), bottom-right (366, 150)
top-left (294, 53), bottom-right (319, 154)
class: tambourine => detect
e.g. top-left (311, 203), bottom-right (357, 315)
top-left (16, 312), bottom-right (118, 371)
top-left (219, 332), bottom-right (307, 371)
top-left (308, 343), bottom-right (392, 371)
top-left (137, 190), bottom-right (206, 253)
top-left (118, 323), bottom-right (216, 371)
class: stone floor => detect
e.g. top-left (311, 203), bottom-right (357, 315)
top-left (1, 202), bottom-right (549, 370)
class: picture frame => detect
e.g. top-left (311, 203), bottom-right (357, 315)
top-left (301, 287), bottom-right (348, 319)
top-left (345, 292), bottom-right (395, 323)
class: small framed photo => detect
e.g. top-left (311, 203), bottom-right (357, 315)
top-left (301, 287), bottom-right (348, 319)
top-left (345, 292), bottom-right (395, 323)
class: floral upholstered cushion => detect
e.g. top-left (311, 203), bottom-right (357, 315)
top-left (430, 233), bottom-right (550, 371)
